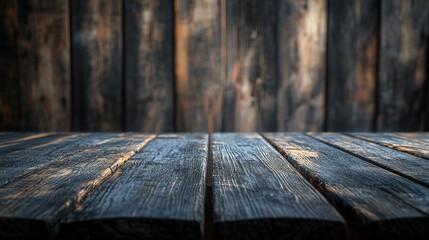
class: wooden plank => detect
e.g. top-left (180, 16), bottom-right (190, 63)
top-left (377, 0), bottom-right (429, 131)
top-left (264, 133), bottom-right (429, 239)
top-left (124, 0), bottom-right (174, 132)
top-left (212, 133), bottom-right (345, 240)
top-left (0, 133), bottom-right (68, 154)
top-left (0, 133), bottom-right (154, 239)
top-left (223, 0), bottom-right (278, 131)
top-left (277, 0), bottom-right (327, 131)
top-left (0, 0), bottom-right (21, 131)
top-left (0, 132), bottom-right (47, 144)
top-left (350, 132), bottom-right (429, 160)
top-left (58, 134), bottom-right (207, 240)
top-left (391, 133), bottom-right (429, 143)
top-left (309, 132), bottom-right (429, 187)
top-left (0, 133), bottom-right (123, 187)
top-left (175, 0), bottom-right (222, 132)
top-left (71, 0), bottom-right (122, 131)
top-left (17, 0), bottom-right (71, 131)
top-left (326, 0), bottom-right (379, 131)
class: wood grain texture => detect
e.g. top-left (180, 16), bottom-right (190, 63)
top-left (350, 132), bottom-right (429, 160)
top-left (277, 0), bottom-right (326, 131)
top-left (0, 132), bottom-right (67, 154)
top-left (0, 132), bottom-right (46, 144)
top-left (326, 0), bottom-right (378, 131)
top-left (377, 0), bottom-right (429, 131)
top-left (175, 0), bottom-right (222, 132)
top-left (392, 133), bottom-right (429, 143)
top-left (17, 0), bottom-right (70, 131)
top-left (59, 134), bottom-right (207, 240)
top-left (0, 0), bottom-right (21, 131)
top-left (0, 133), bottom-right (120, 187)
top-left (0, 133), bottom-right (154, 239)
top-left (264, 133), bottom-right (429, 239)
top-left (212, 133), bottom-right (345, 240)
top-left (223, 0), bottom-right (278, 131)
top-left (309, 132), bottom-right (429, 187)
top-left (72, 0), bottom-right (122, 131)
top-left (124, 0), bottom-right (174, 132)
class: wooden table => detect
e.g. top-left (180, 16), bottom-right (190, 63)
top-left (0, 132), bottom-right (428, 240)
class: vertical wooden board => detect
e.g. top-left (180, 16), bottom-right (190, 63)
top-left (277, 0), bottom-right (327, 131)
top-left (223, 0), bottom-right (278, 131)
top-left (0, 0), bottom-right (20, 131)
top-left (212, 133), bottom-right (345, 240)
top-left (175, 0), bottom-right (222, 132)
top-left (326, 0), bottom-right (379, 131)
top-left (72, 0), bottom-right (122, 131)
top-left (17, 0), bottom-right (70, 131)
top-left (59, 134), bottom-right (207, 240)
top-left (0, 133), bottom-right (154, 239)
top-left (264, 133), bottom-right (429, 239)
top-left (124, 0), bottom-right (174, 132)
top-left (378, 0), bottom-right (429, 131)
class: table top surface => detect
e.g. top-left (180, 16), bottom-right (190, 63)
top-left (0, 132), bottom-right (428, 240)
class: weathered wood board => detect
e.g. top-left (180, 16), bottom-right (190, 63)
top-left (264, 133), bottom-right (429, 239)
top-left (124, 0), bottom-right (174, 132)
top-left (0, 133), bottom-right (154, 238)
top-left (59, 134), bottom-right (207, 240)
top-left (212, 133), bottom-right (345, 240)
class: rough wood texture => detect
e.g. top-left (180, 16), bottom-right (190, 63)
top-left (125, 0), bottom-right (174, 132)
top-left (0, 133), bottom-right (120, 187)
top-left (72, 0), bottom-right (122, 131)
top-left (175, 0), bottom-right (222, 132)
top-left (392, 133), bottom-right (429, 143)
top-left (350, 132), bottom-right (429, 160)
top-left (59, 134), bottom-right (207, 240)
top-left (212, 133), bottom-right (345, 240)
top-left (377, 0), bottom-right (429, 131)
top-left (309, 132), bottom-right (429, 187)
top-left (326, 0), bottom-right (378, 131)
top-left (17, 0), bottom-right (70, 131)
top-left (0, 133), bottom-right (154, 239)
top-left (265, 133), bottom-right (429, 240)
top-left (0, 0), bottom-right (20, 131)
top-left (0, 132), bottom-right (67, 154)
top-left (223, 0), bottom-right (278, 131)
top-left (277, 0), bottom-right (326, 131)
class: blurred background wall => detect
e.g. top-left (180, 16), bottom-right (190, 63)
top-left (0, 0), bottom-right (428, 132)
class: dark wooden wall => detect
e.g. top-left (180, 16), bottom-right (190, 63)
top-left (1, 0), bottom-right (428, 132)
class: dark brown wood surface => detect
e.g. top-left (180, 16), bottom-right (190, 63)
top-left (0, 0), bottom-right (20, 131)
top-left (175, 0), bottom-right (222, 132)
top-left (350, 132), bottom-right (429, 160)
top-left (59, 134), bottom-right (207, 240)
top-left (265, 133), bottom-right (429, 240)
top-left (17, 0), bottom-right (70, 131)
top-left (0, 133), bottom-right (154, 239)
top-left (277, 0), bottom-right (326, 131)
top-left (124, 0), bottom-right (174, 132)
top-left (309, 132), bottom-right (429, 187)
top-left (326, 0), bottom-right (378, 131)
top-left (377, 0), bottom-right (429, 131)
top-left (212, 133), bottom-right (345, 240)
top-left (223, 0), bottom-right (278, 132)
top-left (71, 0), bottom-right (122, 131)
top-left (0, 132), bottom-right (67, 154)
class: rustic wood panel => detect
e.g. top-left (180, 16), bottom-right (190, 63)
top-left (0, 133), bottom-right (154, 239)
top-left (223, 0), bottom-right (278, 132)
top-left (264, 133), bottom-right (429, 239)
top-left (309, 133), bottom-right (429, 187)
top-left (71, 0), bottom-right (122, 131)
top-left (0, 132), bottom-right (44, 144)
top-left (175, 0), bottom-right (222, 132)
top-left (350, 132), bottom-right (429, 160)
top-left (59, 134), bottom-right (207, 240)
top-left (0, 0), bottom-right (20, 131)
top-left (212, 133), bottom-right (345, 240)
top-left (377, 0), bottom-right (429, 131)
top-left (326, 0), bottom-right (379, 131)
top-left (277, 0), bottom-right (327, 131)
top-left (0, 132), bottom-right (67, 154)
top-left (125, 0), bottom-right (174, 132)
top-left (17, 0), bottom-right (70, 131)
top-left (392, 133), bottom-right (429, 143)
